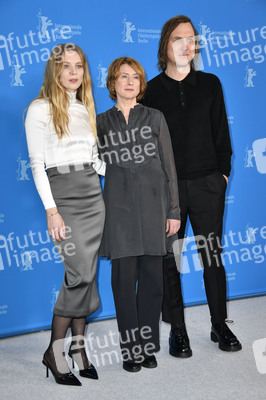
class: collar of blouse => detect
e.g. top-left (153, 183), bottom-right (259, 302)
top-left (67, 91), bottom-right (77, 103)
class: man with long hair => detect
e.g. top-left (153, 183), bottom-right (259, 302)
top-left (141, 15), bottom-right (242, 357)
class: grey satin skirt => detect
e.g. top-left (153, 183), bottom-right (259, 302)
top-left (47, 164), bottom-right (105, 318)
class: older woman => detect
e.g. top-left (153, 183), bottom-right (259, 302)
top-left (96, 57), bottom-right (180, 372)
top-left (25, 43), bottom-right (105, 385)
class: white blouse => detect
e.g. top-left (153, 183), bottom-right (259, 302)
top-left (25, 91), bottom-right (105, 210)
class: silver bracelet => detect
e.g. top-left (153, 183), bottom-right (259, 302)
top-left (47, 211), bottom-right (59, 217)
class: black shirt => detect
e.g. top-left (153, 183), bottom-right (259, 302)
top-left (96, 105), bottom-right (180, 259)
top-left (141, 69), bottom-right (232, 180)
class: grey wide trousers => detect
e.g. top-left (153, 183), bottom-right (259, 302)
top-left (47, 164), bottom-right (105, 318)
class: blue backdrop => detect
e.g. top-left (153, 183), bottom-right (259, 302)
top-left (1, 0), bottom-right (266, 338)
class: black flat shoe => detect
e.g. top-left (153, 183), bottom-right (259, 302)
top-left (122, 361), bottom-right (141, 373)
top-left (211, 322), bottom-right (242, 352)
top-left (169, 324), bottom-right (193, 358)
top-left (68, 349), bottom-right (98, 380)
top-left (42, 355), bottom-right (82, 386)
top-left (141, 355), bottom-right (157, 368)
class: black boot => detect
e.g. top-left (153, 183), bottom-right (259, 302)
top-left (211, 322), bottom-right (242, 352)
top-left (169, 323), bottom-right (192, 358)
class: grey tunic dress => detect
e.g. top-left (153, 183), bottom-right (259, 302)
top-left (96, 104), bottom-right (180, 260)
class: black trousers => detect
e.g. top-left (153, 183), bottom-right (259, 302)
top-left (112, 255), bottom-right (163, 363)
top-left (162, 171), bottom-right (227, 325)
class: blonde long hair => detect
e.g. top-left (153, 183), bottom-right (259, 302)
top-left (38, 43), bottom-right (97, 139)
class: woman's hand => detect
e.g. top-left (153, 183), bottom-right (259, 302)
top-left (223, 175), bottom-right (228, 185)
top-left (166, 219), bottom-right (181, 237)
top-left (46, 207), bottom-right (66, 242)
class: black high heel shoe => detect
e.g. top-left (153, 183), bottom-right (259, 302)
top-left (68, 349), bottom-right (98, 380)
top-left (42, 353), bottom-right (82, 386)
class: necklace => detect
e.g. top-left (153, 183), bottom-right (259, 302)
top-left (117, 108), bottom-right (129, 117)
top-left (116, 104), bottom-right (137, 117)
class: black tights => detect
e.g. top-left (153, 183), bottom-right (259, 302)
top-left (44, 315), bottom-right (89, 376)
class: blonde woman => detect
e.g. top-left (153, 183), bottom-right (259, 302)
top-left (25, 43), bottom-right (105, 386)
